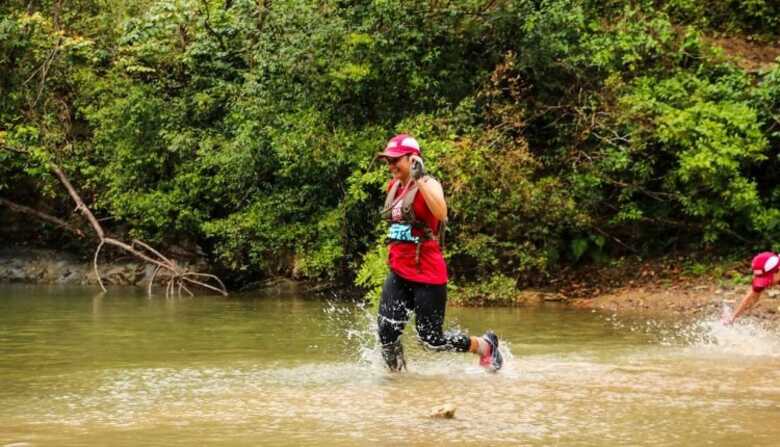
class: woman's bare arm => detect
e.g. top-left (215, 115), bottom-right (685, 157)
top-left (416, 176), bottom-right (447, 222)
top-left (729, 288), bottom-right (763, 324)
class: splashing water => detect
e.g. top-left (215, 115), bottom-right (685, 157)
top-left (683, 317), bottom-right (780, 357)
top-left (321, 298), bottom-right (515, 374)
top-left (609, 302), bottom-right (780, 357)
top-left (322, 299), bottom-right (384, 369)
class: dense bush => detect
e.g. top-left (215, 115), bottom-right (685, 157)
top-left (587, 1), bottom-right (780, 37)
top-left (2, 0), bottom-right (780, 294)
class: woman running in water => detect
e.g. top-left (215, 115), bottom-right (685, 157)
top-left (374, 134), bottom-right (503, 372)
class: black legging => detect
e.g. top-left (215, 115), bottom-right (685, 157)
top-left (377, 271), bottom-right (470, 352)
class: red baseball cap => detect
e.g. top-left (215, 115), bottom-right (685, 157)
top-left (752, 251), bottom-right (779, 289)
top-left (375, 134), bottom-right (421, 159)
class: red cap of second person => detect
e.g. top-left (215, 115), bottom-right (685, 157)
top-left (752, 251), bottom-right (779, 289)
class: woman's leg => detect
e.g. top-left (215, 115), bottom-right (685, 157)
top-left (377, 271), bottom-right (414, 370)
top-left (412, 282), bottom-right (471, 352)
top-left (412, 282), bottom-right (504, 371)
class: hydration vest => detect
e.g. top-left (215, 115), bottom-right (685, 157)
top-left (381, 179), bottom-right (446, 267)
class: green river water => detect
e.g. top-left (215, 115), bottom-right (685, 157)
top-left (2, 284), bottom-right (780, 446)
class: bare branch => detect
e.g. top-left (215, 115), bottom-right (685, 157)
top-left (132, 239), bottom-right (173, 265)
top-left (181, 282), bottom-right (194, 297)
top-left (93, 240), bottom-right (107, 292)
top-left (183, 276), bottom-right (229, 296)
top-left (51, 164), bottom-right (105, 239)
top-left (0, 197), bottom-right (86, 238)
top-left (185, 272), bottom-right (228, 295)
top-left (48, 163), bottom-right (228, 297)
top-left (148, 265), bottom-right (162, 297)
top-left (592, 226), bottom-right (637, 254)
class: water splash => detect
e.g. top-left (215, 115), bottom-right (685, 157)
top-left (321, 299), bottom-right (515, 374)
top-left (322, 299), bottom-right (385, 369)
top-left (609, 305), bottom-right (780, 357)
top-left (683, 316), bottom-right (780, 357)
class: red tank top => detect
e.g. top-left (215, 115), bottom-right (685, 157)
top-left (386, 179), bottom-right (448, 285)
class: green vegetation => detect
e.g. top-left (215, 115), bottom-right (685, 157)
top-left (449, 274), bottom-right (520, 306)
top-left (2, 1), bottom-right (780, 299)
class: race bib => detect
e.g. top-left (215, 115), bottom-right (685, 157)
top-left (388, 223), bottom-right (419, 243)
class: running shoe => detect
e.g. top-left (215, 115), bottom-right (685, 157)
top-left (479, 330), bottom-right (503, 372)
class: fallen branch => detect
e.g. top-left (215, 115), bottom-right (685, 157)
top-left (0, 197), bottom-right (86, 238)
top-left (93, 239), bottom-right (106, 292)
top-left (49, 163), bottom-right (228, 297)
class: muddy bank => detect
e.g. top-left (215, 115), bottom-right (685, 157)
top-left (446, 254), bottom-right (779, 322)
top-left (0, 248), bottom-right (317, 296)
top-left (569, 282), bottom-right (780, 323)
top-left (0, 248), bottom-right (156, 286)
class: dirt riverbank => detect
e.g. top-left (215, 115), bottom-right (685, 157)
top-left (558, 256), bottom-right (780, 323)
top-left (569, 281), bottom-right (780, 322)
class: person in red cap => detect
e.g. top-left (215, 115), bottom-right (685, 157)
top-left (374, 134), bottom-right (503, 372)
top-left (724, 251), bottom-right (780, 324)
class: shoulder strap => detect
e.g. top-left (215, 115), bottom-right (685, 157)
top-left (382, 180), bottom-right (402, 218)
top-left (401, 183), bottom-right (419, 222)
top-left (403, 182), bottom-right (437, 242)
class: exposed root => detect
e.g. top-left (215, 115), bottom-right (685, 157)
top-left (182, 276), bottom-right (229, 296)
top-left (181, 282), bottom-right (194, 297)
top-left (148, 266), bottom-right (162, 297)
top-left (93, 240), bottom-right (106, 293)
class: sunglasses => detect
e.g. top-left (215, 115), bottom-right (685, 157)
top-left (385, 155), bottom-right (408, 165)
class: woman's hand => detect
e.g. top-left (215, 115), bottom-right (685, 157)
top-left (409, 155), bottom-right (426, 180)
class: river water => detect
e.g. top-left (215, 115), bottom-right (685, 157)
top-left (1, 284), bottom-right (780, 446)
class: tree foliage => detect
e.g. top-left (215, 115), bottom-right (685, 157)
top-left (2, 0), bottom-right (780, 289)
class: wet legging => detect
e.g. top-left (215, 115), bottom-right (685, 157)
top-left (377, 271), bottom-right (470, 352)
